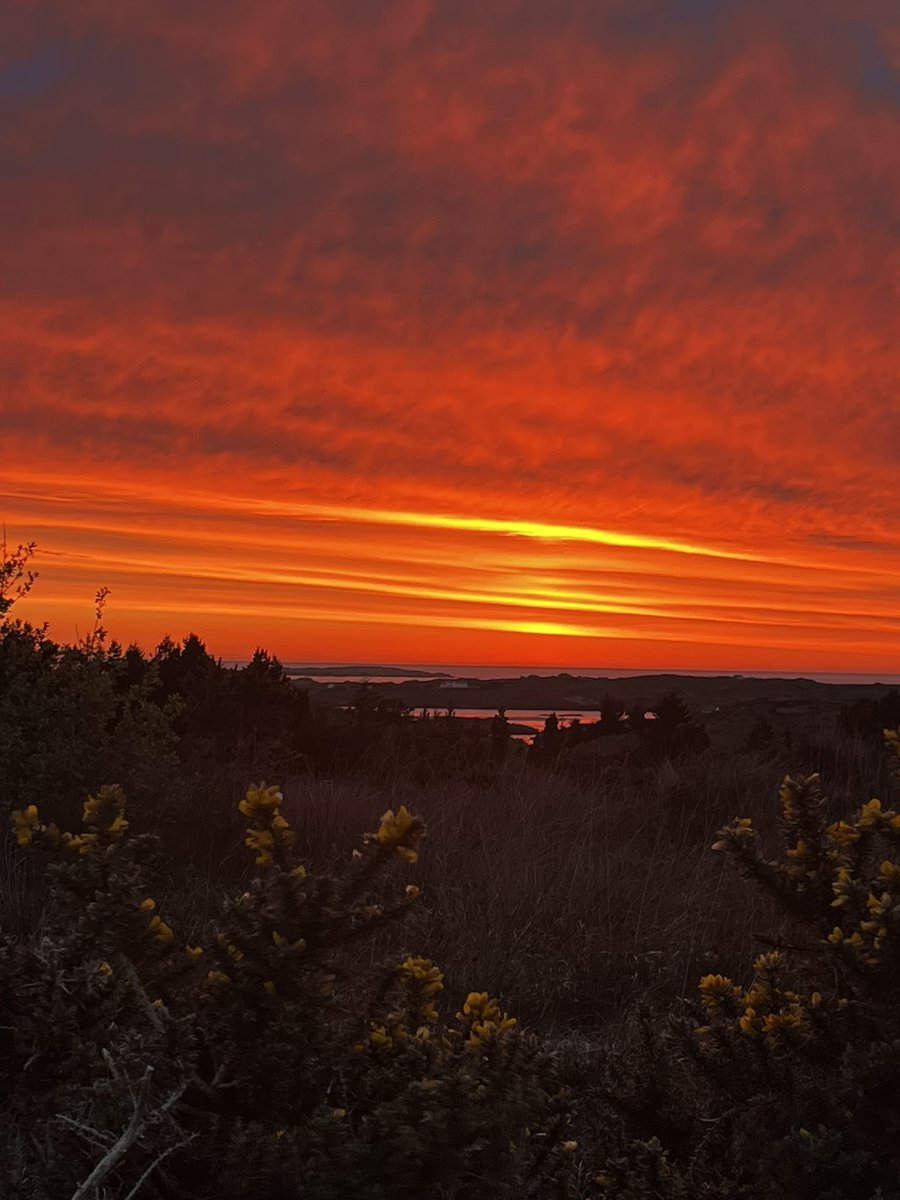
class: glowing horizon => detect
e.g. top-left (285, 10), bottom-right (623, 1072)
top-left (3, 1), bottom-right (899, 672)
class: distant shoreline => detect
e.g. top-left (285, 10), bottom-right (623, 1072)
top-left (268, 663), bottom-right (900, 687)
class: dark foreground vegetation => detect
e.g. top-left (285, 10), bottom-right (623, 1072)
top-left (4, 543), bottom-right (900, 1198)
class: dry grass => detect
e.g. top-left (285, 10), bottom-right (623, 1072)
top-left (6, 728), bottom-right (893, 1036)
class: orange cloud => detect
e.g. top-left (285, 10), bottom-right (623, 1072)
top-left (3, 1), bottom-right (899, 669)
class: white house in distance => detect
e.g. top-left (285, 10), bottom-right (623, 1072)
top-left (439, 679), bottom-right (469, 689)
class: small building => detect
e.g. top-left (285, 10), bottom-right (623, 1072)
top-left (439, 680), bottom-right (469, 689)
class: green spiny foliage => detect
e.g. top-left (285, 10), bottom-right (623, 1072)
top-left (577, 729), bottom-right (900, 1198)
top-left (6, 783), bottom-right (577, 1199)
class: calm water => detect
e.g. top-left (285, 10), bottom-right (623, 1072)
top-left (412, 707), bottom-right (594, 733)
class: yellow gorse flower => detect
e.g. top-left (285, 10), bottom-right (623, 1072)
top-left (11, 805), bottom-right (41, 847)
top-left (859, 798), bottom-right (887, 830)
top-left (239, 783), bottom-right (283, 820)
top-left (711, 817), bottom-right (754, 852)
top-left (826, 821), bottom-right (860, 846)
top-left (148, 915), bottom-right (174, 944)
top-left (82, 785), bottom-right (129, 839)
top-left (239, 783), bottom-right (296, 867)
top-left (698, 974), bottom-right (736, 1011)
top-left (373, 805), bottom-right (423, 863)
top-left (377, 805), bottom-right (414, 845)
top-left (398, 957), bottom-right (444, 1022)
top-left (459, 990), bottom-right (517, 1048)
top-left (62, 831), bottom-right (98, 856)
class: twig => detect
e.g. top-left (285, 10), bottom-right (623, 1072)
top-left (69, 1066), bottom-right (154, 1200)
top-left (55, 1115), bottom-right (113, 1152)
top-left (119, 958), bottom-right (166, 1033)
top-left (121, 1132), bottom-right (198, 1200)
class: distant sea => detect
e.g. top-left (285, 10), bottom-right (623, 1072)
top-left (254, 663), bottom-right (900, 687)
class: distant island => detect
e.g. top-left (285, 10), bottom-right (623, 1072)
top-left (286, 664), bottom-right (452, 679)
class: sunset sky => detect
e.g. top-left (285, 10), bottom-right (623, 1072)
top-left (3, 0), bottom-right (899, 671)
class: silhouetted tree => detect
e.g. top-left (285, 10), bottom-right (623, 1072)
top-left (490, 706), bottom-right (510, 762)
top-left (599, 692), bottom-right (625, 734)
top-left (839, 690), bottom-right (900, 739)
top-left (632, 692), bottom-right (709, 762)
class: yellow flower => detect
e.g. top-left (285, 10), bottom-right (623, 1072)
top-left (206, 970), bottom-right (230, 987)
top-left (752, 951), bottom-right (783, 972)
top-left (239, 783), bottom-right (283, 819)
top-left (245, 827), bottom-right (274, 852)
top-left (786, 840), bottom-right (808, 860)
top-left (859, 798), bottom-right (883, 830)
top-left (761, 1008), bottom-right (808, 1037)
top-left (216, 935), bottom-right (244, 961)
top-left (405, 884), bottom-right (420, 898)
top-left (263, 980), bottom-right (276, 997)
top-left (63, 831), bottom-right (98, 856)
top-left (562, 1140), bottom-right (578, 1152)
top-left (107, 813), bottom-right (128, 838)
top-left (459, 991), bottom-right (516, 1047)
top-left (140, 897), bottom-right (156, 911)
top-left (11, 805), bottom-right (41, 847)
top-left (98, 961), bottom-right (113, 977)
top-left (148, 915), bottom-right (174, 944)
top-left (698, 974), bottom-right (735, 1011)
top-left (369, 1024), bottom-right (392, 1051)
top-left (879, 860), bottom-right (900, 885)
top-left (826, 821), bottom-right (860, 845)
top-left (185, 944), bottom-right (204, 959)
top-left (82, 785), bottom-right (128, 836)
top-left (244, 827), bottom-right (275, 866)
top-left (399, 956), bottom-right (443, 991)
top-left (711, 817), bottom-right (754, 851)
top-left (738, 1007), bottom-right (758, 1035)
top-left (377, 805), bottom-right (413, 843)
top-left (462, 991), bottom-right (498, 1020)
top-left (373, 805), bottom-right (424, 861)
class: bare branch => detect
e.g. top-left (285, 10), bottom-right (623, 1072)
top-left (68, 1066), bottom-right (154, 1200)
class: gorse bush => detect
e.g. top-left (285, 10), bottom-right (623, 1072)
top-left (10, 745), bottom-right (900, 1198)
top-left (5, 783), bottom-right (577, 1199)
top-left (580, 731), bottom-right (900, 1199)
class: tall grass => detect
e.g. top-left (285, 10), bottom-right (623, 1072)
top-left (8, 725), bottom-right (893, 1037)
top-left (257, 750), bottom-right (802, 1030)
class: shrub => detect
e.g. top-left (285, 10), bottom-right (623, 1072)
top-left (580, 729), bottom-right (900, 1198)
top-left (5, 784), bottom-right (577, 1198)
